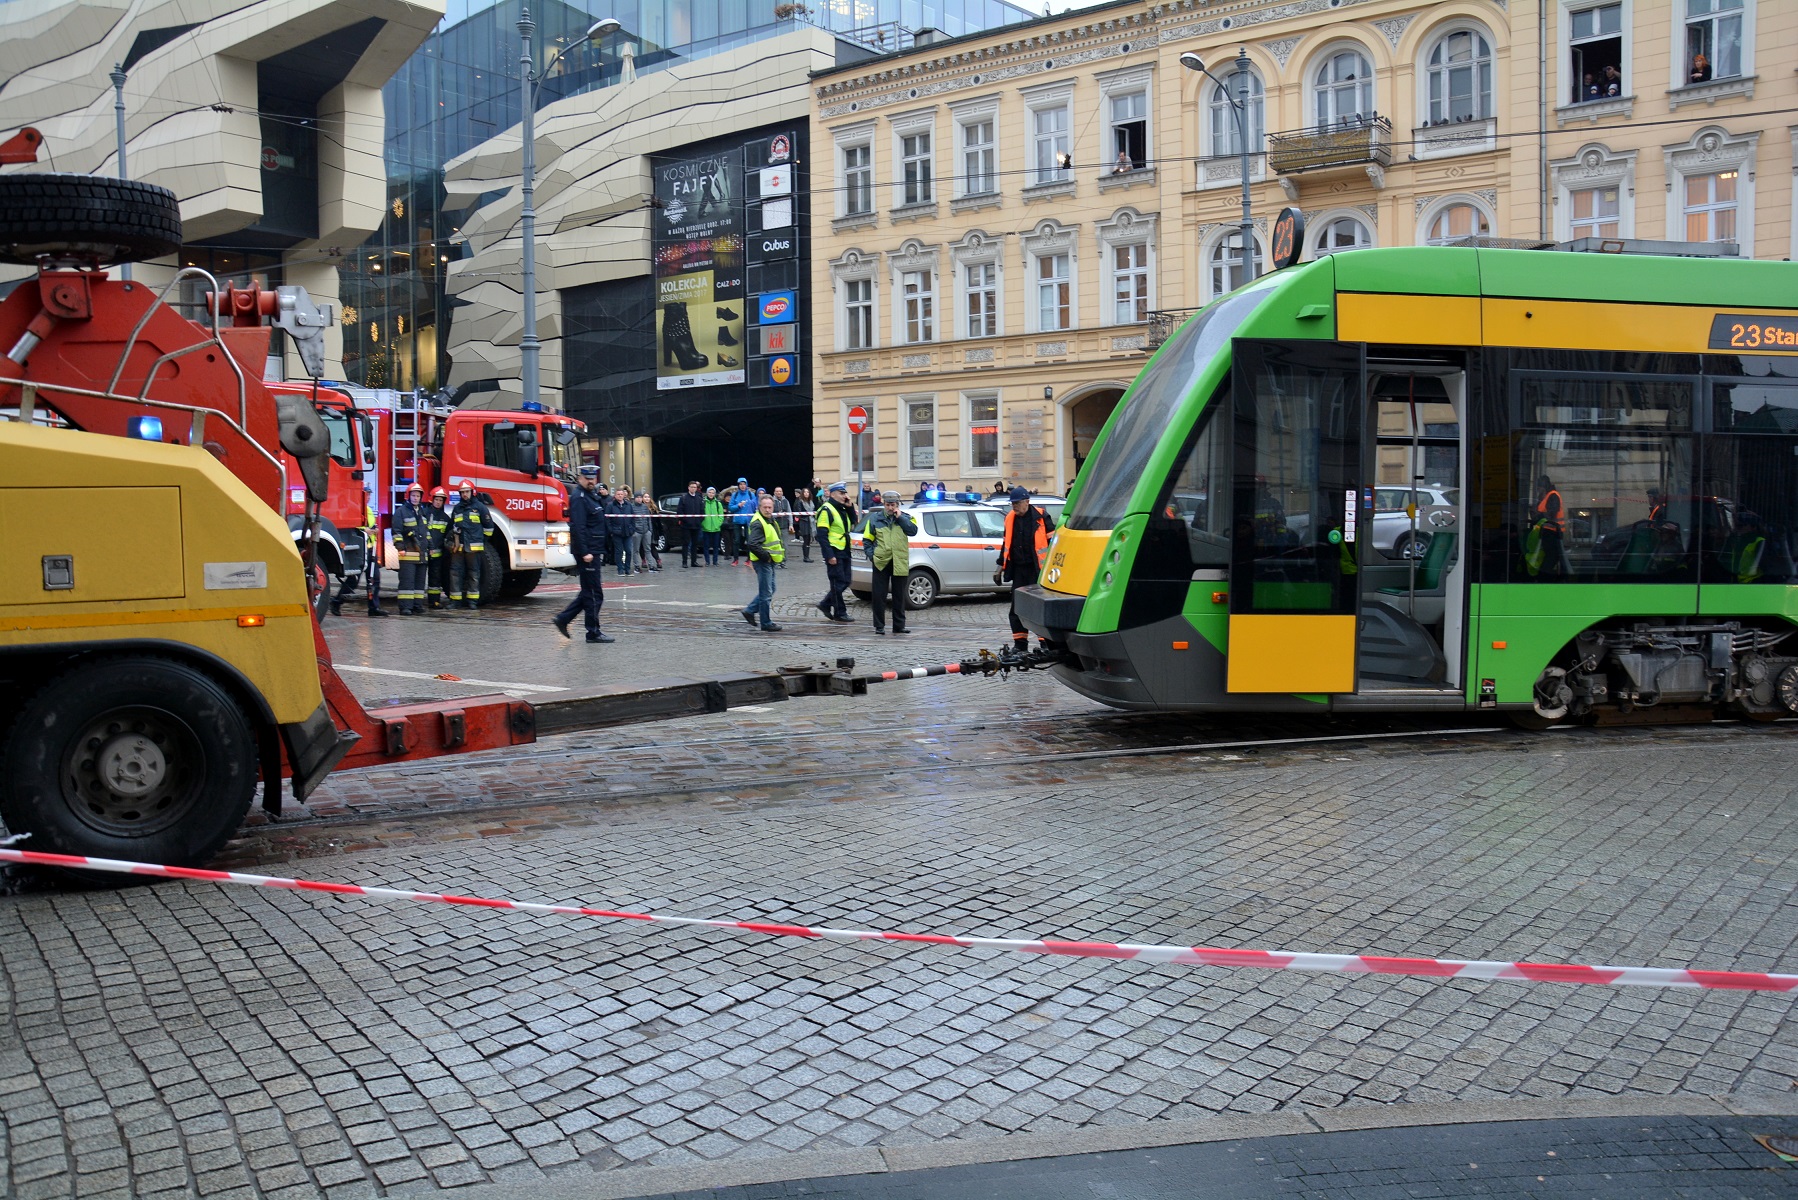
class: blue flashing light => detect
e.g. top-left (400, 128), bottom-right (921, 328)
top-left (126, 416), bottom-right (163, 441)
top-left (926, 489), bottom-right (943, 501)
top-left (520, 400), bottom-right (544, 412)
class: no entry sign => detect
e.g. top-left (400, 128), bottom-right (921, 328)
top-left (846, 406), bottom-right (869, 436)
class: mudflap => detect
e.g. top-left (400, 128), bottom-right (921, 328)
top-left (281, 703), bottom-right (360, 804)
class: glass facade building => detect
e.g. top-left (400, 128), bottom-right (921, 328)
top-left (338, 0), bottom-right (1033, 393)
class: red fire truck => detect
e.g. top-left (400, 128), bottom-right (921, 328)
top-left (272, 382), bottom-right (586, 602)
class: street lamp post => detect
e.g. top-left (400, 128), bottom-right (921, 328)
top-left (111, 63), bottom-right (131, 282)
top-left (517, 10), bottom-right (620, 411)
top-left (1181, 48), bottom-right (1257, 286)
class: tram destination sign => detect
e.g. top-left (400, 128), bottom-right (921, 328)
top-left (1709, 313), bottom-right (1798, 353)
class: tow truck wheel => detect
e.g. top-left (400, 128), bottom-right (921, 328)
top-left (0, 174), bottom-right (184, 266)
top-left (0, 657), bottom-right (258, 869)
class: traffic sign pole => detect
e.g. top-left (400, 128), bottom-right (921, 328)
top-left (846, 406), bottom-right (870, 510)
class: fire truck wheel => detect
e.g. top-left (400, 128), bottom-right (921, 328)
top-left (479, 541), bottom-right (507, 604)
top-left (0, 174), bottom-right (184, 267)
top-left (0, 656), bottom-right (258, 869)
top-left (497, 569), bottom-right (542, 600)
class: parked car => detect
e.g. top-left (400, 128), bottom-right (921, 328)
top-left (981, 493), bottom-right (1067, 527)
top-left (1371, 486), bottom-right (1457, 558)
top-left (850, 501), bottom-right (1015, 609)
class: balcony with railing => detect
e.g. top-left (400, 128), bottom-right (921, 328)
top-left (1146, 308), bottom-right (1200, 351)
top-left (1266, 115), bottom-right (1393, 178)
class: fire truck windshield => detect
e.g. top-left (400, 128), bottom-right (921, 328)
top-left (547, 424), bottom-right (582, 483)
top-left (320, 408), bottom-right (356, 468)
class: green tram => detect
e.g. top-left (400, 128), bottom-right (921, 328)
top-left (1014, 245), bottom-right (1798, 724)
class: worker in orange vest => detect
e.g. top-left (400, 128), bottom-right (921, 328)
top-left (997, 485), bottom-right (1055, 647)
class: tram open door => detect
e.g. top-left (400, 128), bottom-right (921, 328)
top-left (1225, 341), bottom-right (1364, 694)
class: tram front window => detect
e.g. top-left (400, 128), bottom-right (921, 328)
top-left (1068, 286), bottom-right (1268, 530)
top-left (1136, 400), bottom-right (1234, 578)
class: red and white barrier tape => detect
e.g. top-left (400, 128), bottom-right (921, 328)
top-left (5, 847), bottom-right (1794, 992)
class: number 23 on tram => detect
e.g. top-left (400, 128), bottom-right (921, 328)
top-left (1015, 244), bottom-right (1798, 725)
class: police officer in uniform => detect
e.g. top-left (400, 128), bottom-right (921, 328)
top-left (426, 487), bottom-right (451, 608)
top-left (553, 466), bottom-right (615, 643)
top-left (331, 484), bottom-right (388, 617)
top-left (393, 482), bottom-right (430, 614)
top-left (448, 480), bottom-right (495, 608)
top-left (812, 481), bottom-right (857, 623)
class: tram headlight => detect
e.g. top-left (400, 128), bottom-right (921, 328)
top-left (1103, 571), bottom-right (1114, 587)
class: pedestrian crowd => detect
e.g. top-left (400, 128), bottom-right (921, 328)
top-left (331, 467), bottom-right (1056, 650)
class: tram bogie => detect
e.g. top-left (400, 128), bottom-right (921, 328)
top-left (1017, 245), bottom-right (1798, 725)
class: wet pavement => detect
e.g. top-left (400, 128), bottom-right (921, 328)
top-left (4, 561), bottom-right (1798, 1198)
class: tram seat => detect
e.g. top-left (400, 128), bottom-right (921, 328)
top-left (1371, 532), bottom-right (1457, 626)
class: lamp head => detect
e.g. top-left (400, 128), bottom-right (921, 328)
top-left (586, 17), bottom-right (622, 38)
top-left (1179, 51), bottom-right (1205, 73)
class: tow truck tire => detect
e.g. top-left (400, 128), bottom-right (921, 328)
top-left (0, 656), bottom-right (258, 868)
top-left (498, 568), bottom-right (542, 599)
top-left (0, 174), bottom-right (184, 266)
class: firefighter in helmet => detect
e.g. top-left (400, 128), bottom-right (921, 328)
top-left (426, 486), bottom-right (452, 609)
top-left (393, 482), bottom-right (430, 614)
top-left (330, 484), bottom-right (388, 617)
top-left (448, 480), bottom-right (496, 608)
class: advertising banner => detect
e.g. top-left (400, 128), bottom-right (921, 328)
top-left (653, 148), bottom-right (745, 390)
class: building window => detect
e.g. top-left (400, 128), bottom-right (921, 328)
top-left (959, 118), bottom-right (995, 196)
top-left (966, 393), bottom-right (1000, 472)
top-left (1424, 202), bottom-right (1491, 245)
top-left (1684, 0), bottom-right (1742, 82)
top-left (844, 277), bottom-right (874, 350)
top-left (1570, 185), bottom-right (1621, 238)
top-left (1035, 252), bottom-right (1070, 331)
top-left (1110, 92), bottom-right (1148, 171)
top-left (1684, 170), bottom-right (1738, 242)
top-left (964, 261), bottom-right (997, 338)
top-left (901, 270), bottom-right (934, 343)
top-left (905, 397), bottom-right (937, 474)
top-left (1315, 215), bottom-right (1374, 255)
top-left (1425, 29), bottom-right (1494, 124)
top-left (1031, 105), bottom-right (1071, 186)
top-left (1569, 4), bottom-right (1623, 103)
top-left (900, 131), bottom-right (933, 206)
top-left (1208, 72), bottom-right (1265, 155)
top-left (1314, 48), bottom-right (1375, 126)
top-left (1207, 235), bottom-right (1262, 298)
top-left (1111, 243), bottom-right (1149, 324)
top-left (843, 143), bottom-right (872, 216)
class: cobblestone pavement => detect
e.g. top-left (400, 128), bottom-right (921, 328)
top-left (5, 710), bottom-right (1798, 1197)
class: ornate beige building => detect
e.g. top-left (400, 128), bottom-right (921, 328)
top-left (809, 0), bottom-right (1793, 494)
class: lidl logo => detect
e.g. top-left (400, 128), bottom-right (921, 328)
top-left (758, 290), bottom-right (796, 323)
top-left (769, 356), bottom-right (794, 385)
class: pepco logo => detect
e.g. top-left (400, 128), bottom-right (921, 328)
top-left (761, 297), bottom-right (790, 318)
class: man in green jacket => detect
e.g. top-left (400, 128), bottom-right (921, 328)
top-left (863, 490), bottom-right (918, 635)
top-left (701, 486), bottom-right (726, 565)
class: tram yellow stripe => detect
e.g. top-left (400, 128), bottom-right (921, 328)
top-left (1338, 294), bottom-right (1481, 346)
top-left (1483, 298), bottom-right (1720, 354)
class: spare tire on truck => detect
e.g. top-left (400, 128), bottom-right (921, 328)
top-left (0, 656), bottom-right (258, 869)
top-left (0, 174), bottom-right (183, 266)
